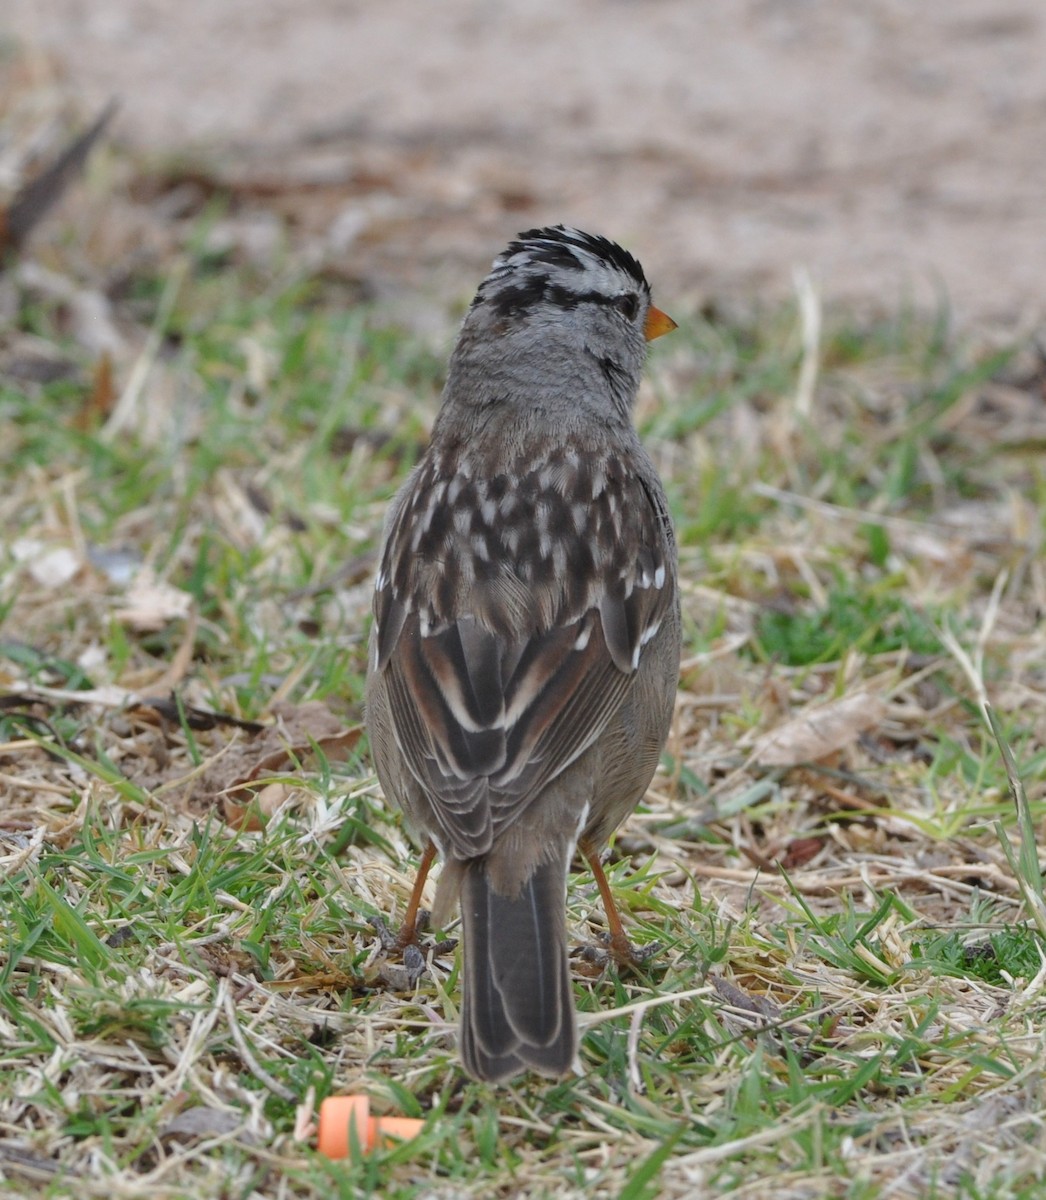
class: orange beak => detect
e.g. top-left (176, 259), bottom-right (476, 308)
top-left (644, 305), bottom-right (677, 341)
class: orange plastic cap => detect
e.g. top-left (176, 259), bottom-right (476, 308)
top-left (317, 1095), bottom-right (424, 1160)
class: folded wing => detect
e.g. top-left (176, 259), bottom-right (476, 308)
top-left (372, 450), bottom-right (674, 858)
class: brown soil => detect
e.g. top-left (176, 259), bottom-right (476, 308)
top-left (5, 0), bottom-right (1046, 327)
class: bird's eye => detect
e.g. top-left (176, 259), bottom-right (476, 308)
top-left (614, 293), bottom-right (640, 322)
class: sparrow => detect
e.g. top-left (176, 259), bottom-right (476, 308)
top-left (365, 225), bottom-right (680, 1082)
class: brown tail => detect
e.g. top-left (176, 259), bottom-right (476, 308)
top-left (459, 849), bottom-right (576, 1083)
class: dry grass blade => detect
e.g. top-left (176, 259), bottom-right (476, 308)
top-left (791, 266), bottom-right (821, 420)
top-left (938, 608), bottom-right (1046, 939)
top-left (986, 703), bottom-right (1046, 941)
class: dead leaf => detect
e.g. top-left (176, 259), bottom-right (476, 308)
top-left (222, 780), bottom-right (290, 829)
top-left (710, 974), bottom-right (782, 1022)
top-left (159, 1106), bottom-right (243, 1141)
top-left (781, 837), bottom-right (826, 868)
top-left (182, 700), bottom-right (362, 818)
top-left (11, 539), bottom-right (81, 589)
top-left (113, 567), bottom-right (193, 631)
top-left (751, 693), bottom-right (886, 767)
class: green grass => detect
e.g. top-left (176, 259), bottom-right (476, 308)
top-left (752, 585), bottom-right (944, 666)
top-left (2, 166), bottom-right (1046, 1198)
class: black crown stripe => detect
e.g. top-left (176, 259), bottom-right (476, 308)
top-left (504, 225), bottom-right (649, 292)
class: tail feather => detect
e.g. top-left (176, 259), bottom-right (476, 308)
top-left (459, 849), bottom-right (576, 1083)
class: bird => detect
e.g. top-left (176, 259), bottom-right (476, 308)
top-left (365, 225), bottom-right (680, 1083)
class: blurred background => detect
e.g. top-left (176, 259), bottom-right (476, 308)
top-left (4, 0), bottom-right (1045, 327)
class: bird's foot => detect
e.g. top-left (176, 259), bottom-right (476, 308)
top-left (371, 914), bottom-right (457, 988)
top-left (574, 930), bottom-right (662, 975)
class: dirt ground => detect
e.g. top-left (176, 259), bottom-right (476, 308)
top-left (4, 0), bottom-right (1046, 328)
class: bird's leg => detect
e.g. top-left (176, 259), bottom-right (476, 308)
top-left (579, 843), bottom-right (661, 970)
top-left (394, 840), bottom-right (437, 950)
top-left (372, 840), bottom-right (435, 952)
top-left (372, 842), bottom-right (457, 987)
